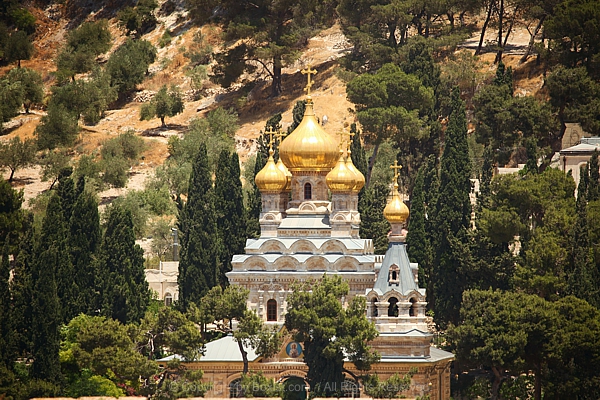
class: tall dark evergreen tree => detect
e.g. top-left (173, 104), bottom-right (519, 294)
top-left (97, 205), bottom-right (150, 324)
top-left (214, 150), bottom-right (247, 287)
top-left (11, 213), bottom-right (34, 359)
top-left (178, 143), bottom-right (221, 309)
top-left (588, 150), bottom-right (599, 201)
top-left (287, 100), bottom-right (306, 134)
top-left (432, 87), bottom-right (473, 328)
top-left (359, 180), bottom-right (390, 254)
top-left (70, 177), bottom-right (101, 315)
top-left (406, 164), bottom-right (431, 287)
top-left (31, 196), bottom-right (62, 383)
top-left (568, 164), bottom-right (598, 306)
top-left (350, 124), bottom-right (368, 178)
top-left (0, 238), bottom-right (14, 369)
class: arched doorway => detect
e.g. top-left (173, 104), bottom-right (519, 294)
top-left (282, 376), bottom-right (307, 400)
top-left (388, 297), bottom-right (399, 317)
top-left (371, 297), bottom-right (378, 317)
top-left (229, 378), bottom-right (243, 398)
top-left (409, 298), bottom-right (416, 317)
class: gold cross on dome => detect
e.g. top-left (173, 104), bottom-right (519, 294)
top-left (390, 160), bottom-right (402, 180)
top-left (265, 126), bottom-right (276, 150)
top-left (274, 129), bottom-right (286, 144)
top-left (301, 66), bottom-right (317, 96)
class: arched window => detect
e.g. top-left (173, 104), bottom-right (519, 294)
top-left (267, 299), bottom-right (277, 321)
top-left (164, 293), bottom-right (173, 307)
top-left (341, 379), bottom-right (360, 398)
top-left (388, 297), bottom-right (399, 317)
top-left (371, 298), bottom-right (378, 317)
top-left (409, 298), bottom-right (417, 317)
top-left (388, 264), bottom-right (399, 286)
top-left (229, 378), bottom-right (243, 398)
top-left (304, 183), bottom-right (312, 200)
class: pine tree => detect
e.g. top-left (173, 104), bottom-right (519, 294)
top-left (178, 143), bottom-right (221, 309)
top-left (432, 87), bottom-right (473, 328)
top-left (0, 239), bottom-right (14, 369)
top-left (97, 205), bottom-right (150, 324)
top-left (70, 177), bottom-right (101, 315)
top-left (406, 164), bottom-right (432, 287)
top-left (214, 150), bottom-right (247, 287)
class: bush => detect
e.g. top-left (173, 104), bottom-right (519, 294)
top-left (159, 29), bottom-right (172, 48)
top-left (35, 103), bottom-right (79, 150)
top-left (100, 131), bottom-right (145, 188)
top-left (106, 39), bottom-right (157, 95)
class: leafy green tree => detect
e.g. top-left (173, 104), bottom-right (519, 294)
top-left (56, 19), bottom-right (111, 81)
top-left (7, 67), bottom-right (42, 113)
top-left (431, 87), bottom-right (472, 328)
top-left (35, 103), bottom-right (80, 150)
top-left (117, 0), bottom-right (158, 37)
top-left (38, 148), bottom-right (71, 190)
top-left (178, 143), bottom-right (221, 309)
top-left (0, 136), bottom-right (36, 182)
top-left (100, 130), bottom-right (145, 188)
top-left (60, 314), bottom-right (157, 390)
top-left (106, 39), bottom-right (156, 95)
top-left (188, 0), bottom-right (335, 96)
top-left (4, 30), bottom-right (33, 68)
top-left (285, 275), bottom-right (379, 397)
top-left (214, 150), bottom-right (247, 286)
top-left (97, 204), bottom-right (150, 324)
top-left (0, 75), bottom-right (25, 122)
top-left (140, 84), bottom-right (184, 127)
top-left (347, 63), bottom-right (433, 185)
top-left (8, 7), bottom-right (36, 35)
top-left (362, 369), bottom-right (415, 399)
top-left (239, 372), bottom-right (284, 398)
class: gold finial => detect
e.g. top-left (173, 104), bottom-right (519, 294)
top-left (265, 126), bottom-right (276, 152)
top-left (301, 65), bottom-right (317, 97)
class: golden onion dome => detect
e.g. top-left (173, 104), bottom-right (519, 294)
top-left (326, 151), bottom-right (357, 192)
top-left (383, 181), bottom-right (409, 224)
top-left (255, 149), bottom-right (287, 192)
top-left (278, 100), bottom-right (338, 172)
top-left (276, 158), bottom-right (292, 191)
top-left (346, 150), bottom-right (365, 192)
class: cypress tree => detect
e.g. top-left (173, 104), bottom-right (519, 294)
top-left (31, 196), bottom-right (63, 383)
top-left (588, 150), bottom-right (599, 201)
top-left (97, 205), bottom-right (150, 324)
top-left (432, 87), bottom-right (473, 328)
top-left (70, 178), bottom-right (101, 315)
top-left (0, 238), bottom-right (14, 369)
top-left (568, 164), bottom-right (598, 306)
top-left (406, 164), bottom-right (431, 287)
top-left (178, 143), bottom-right (221, 309)
top-left (11, 213), bottom-right (34, 359)
top-left (287, 100), bottom-right (306, 134)
top-left (350, 124), bottom-right (368, 178)
top-left (57, 167), bottom-right (77, 220)
top-left (359, 180), bottom-right (390, 254)
top-left (214, 150), bottom-right (247, 286)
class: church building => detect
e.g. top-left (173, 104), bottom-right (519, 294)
top-left (179, 69), bottom-right (453, 400)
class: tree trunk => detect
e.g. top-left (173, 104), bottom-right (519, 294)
top-left (502, 6), bottom-right (518, 48)
top-left (237, 340), bottom-right (249, 375)
top-left (9, 169), bottom-right (15, 182)
top-left (272, 61), bottom-right (282, 97)
top-left (490, 366), bottom-right (504, 400)
top-left (495, 0), bottom-right (504, 64)
top-left (17, 59), bottom-right (21, 68)
top-left (534, 363), bottom-right (542, 400)
top-left (447, 12), bottom-right (455, 31)
top-left (520, 16), bottom-right (545, 64)
top-left (476, 0), bottom-right (495, 55)
top-left (161, 116), bottom-right (166, 127)
top-left (366, 142), bottom-right (380, 188)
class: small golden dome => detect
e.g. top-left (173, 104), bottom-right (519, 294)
top-left (383, 182), bottom-right (409, 224)
top-left (279, 100), bottom-right (338, 172)
top-left (276, 158), bottom-right (292, 191)
top-left (326, 151), bottom-right (357, 192)
top-left (346, 150), bottom-right (365, 192)
top-left (255, 149), bottom-right (287, 192)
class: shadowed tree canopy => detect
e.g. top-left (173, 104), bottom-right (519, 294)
top-left (187, 0), bottom-right (337, 96)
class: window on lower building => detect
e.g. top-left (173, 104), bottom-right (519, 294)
top-left (164, 293), bottom-right (173, 307)
top-left (304, 183), bottom-right (312, 200)
top-left (267, 299), bottom-right (277, 321)
top-left (229, 379), bottom-right (243, 398)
